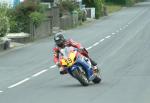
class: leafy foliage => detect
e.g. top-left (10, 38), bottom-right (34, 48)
top-left (83, 0), bottom-right (104, 19)
top-left (29, 11), bottom-right (45, 27)
top-left (0, 3), bottom-right (10, 37)
top-left (59, 0), bottom-right (79, 14)
top-left (9, 1), bottom-right (46, 33)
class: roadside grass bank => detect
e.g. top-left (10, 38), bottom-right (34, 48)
top-left (106, 3), bottom-right (122, 14)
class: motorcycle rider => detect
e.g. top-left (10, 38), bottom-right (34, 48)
top-left (53, 33), bottom-right (98, 75)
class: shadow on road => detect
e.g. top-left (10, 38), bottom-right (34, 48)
top-left (55, 83), bottom-right (102, 89)
top-left (60, 84), bottom-right (84, 88)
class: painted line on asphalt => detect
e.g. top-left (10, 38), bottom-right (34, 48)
top-left (112, 32), bottom-right (116, 35)
top-left (8, 78), bottom-right (30, 88)
top-left (86, 46), bottom-right (92, 50)
top-left (93, 42), bottom-right (99, 46)
top-left (0, 91), bottom-right (3, 93)
top-left (50, 65), bottom-right (56, 69)
top-left (105, 35), bottom-right (111, 39)
top-left (32, 69), bottom-right (48, 77)
top-left (100, 38), bottom-right (105, 42)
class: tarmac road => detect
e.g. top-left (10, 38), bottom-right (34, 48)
top-left (0, 1), bottom-right (150, 103)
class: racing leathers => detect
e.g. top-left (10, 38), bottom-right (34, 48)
top-left (53, 39), bottom-right (97, 74)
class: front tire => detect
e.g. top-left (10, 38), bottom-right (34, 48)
top-left (72, 69), bottom-right (89, 86)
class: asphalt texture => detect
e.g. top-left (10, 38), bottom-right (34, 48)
top-left (0, 1), bottom-right (150, 103)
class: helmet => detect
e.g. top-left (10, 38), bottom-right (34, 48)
top-left (54, 33), bottom-right (66, 47)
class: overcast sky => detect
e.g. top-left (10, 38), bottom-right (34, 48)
top-left (0, 0), bottom-right (13, 5)
top-left (0, 0), bottom-right (24, 6)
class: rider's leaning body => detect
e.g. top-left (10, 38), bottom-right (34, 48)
top-left (53, 33), bottom-right (98, 74)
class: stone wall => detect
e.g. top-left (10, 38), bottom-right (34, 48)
top-left (60, 12), bottom-right (79, 30)
top-left (30, 18), bottom-right (53, 40)
top-left (0, 38), bottom-right (11, 51)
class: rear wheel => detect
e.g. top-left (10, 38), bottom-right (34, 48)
top-left (72, 68), bottom-right (89, 86)
top-left (92, 76), bottom-right (101, 84)
top-left (92, 68), bottom-right (102, 84)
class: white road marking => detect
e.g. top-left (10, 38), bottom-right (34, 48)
top-left (86, 46), bottom-right (92, 50)
top-left (0, 91), bottom-right (3, 93)
top-left (50, 65), bottom-right (56, 69)
top-left (93, 42), bottom-right (99, 46)
top-left (100, 39), bottom-right (105, 42)
top-left (105, 35), bottom-right (111, 39)
top-left (32, 69), bottom-right (48, 77)
top-left (8, 78), bottom-right (30, 88)
top-left (112, 32), bottom-right (116, 35)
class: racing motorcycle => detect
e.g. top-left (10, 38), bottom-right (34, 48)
top-left (59, 46), bottom-right (101, 86)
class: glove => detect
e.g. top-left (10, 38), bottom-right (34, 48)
top-left (78, 48), bottom-right (88, 55)
top-left (59, 67), bottom-right (67, 75)
top-left (78, 48), bottom-right (84, 52)
top-left (60, 70), bottom-right (67, 75)
top-left (56, 62), bottom-right (61, 67)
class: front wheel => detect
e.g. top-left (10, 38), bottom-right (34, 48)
top-left (72, 69), bottom-right (89, 86)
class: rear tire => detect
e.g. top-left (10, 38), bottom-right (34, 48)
top-left (72, 69), bottom-right (89, 86)
top-left (92, 76), bottom-right (101, 84)
top-left (92, 68), bottom-right (102, 84)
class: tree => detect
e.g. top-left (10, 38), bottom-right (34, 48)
top-left (10, 0), bottom-right (46, 33)
top-left (0, 3), bottom-right (9, 37)
top-left (82, 0), bottom-right (104, 19)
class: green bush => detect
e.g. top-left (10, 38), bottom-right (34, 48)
top-left (0, 3), bottom-right (9, 37)
top-left (94, 0), bottom-right (103, 19)
top-left (77, 9), bottom-right (86, 22)
top-left (8, 9), bottom-right (19, 33)
top-left (9, 1), bottom-right (46, 33)
top-left (29, 11), bottom-right (45, 27)
top-left (105, 0), bottom-right (126, 5)
top-left (125, 0), bottom-right (135, 6)
top-left (0, 16), bottom-right (9, 37)
top-left (83, 0), bottom-right (104, 19)
top-left (59, 0), bottom-right (78, 13)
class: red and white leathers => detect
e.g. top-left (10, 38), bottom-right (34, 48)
top-left (53, 39), bottom-right (91, 74)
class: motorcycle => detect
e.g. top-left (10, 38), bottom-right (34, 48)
top-left (59, 46), bottom-right (101, 86)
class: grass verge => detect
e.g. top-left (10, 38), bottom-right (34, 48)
top-left (106, 3), bottom-right (122, 14)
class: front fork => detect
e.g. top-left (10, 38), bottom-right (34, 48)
top-left (68, 64), bottom-right (94, 81)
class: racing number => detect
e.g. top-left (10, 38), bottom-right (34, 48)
top-left (68, 58), bottom-right (72, 64)
top-left (65, 58), bottom-right (72, 65)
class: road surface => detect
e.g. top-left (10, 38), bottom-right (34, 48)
top-left (0, 1), bottom-right (150, 103)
